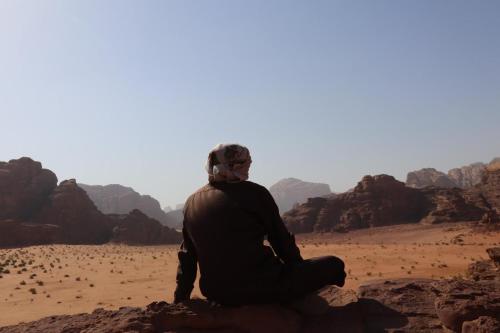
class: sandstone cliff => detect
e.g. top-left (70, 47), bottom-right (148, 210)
top-left (284, 173), bottom-right (495, 234)
top-left (406, 168), bottom-right (457, 188)
top-left (406, 157), bottom-right (499, 189)
top-left (0, 158), bottom-right (181, 247)
top-left (448, 162), bottom-right (487, 188)
top-left (0, 157), bottom-right (57, 221)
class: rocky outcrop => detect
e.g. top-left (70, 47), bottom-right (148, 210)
top-left (406, 168), bottom-right (457, 189)
top-left (488, 158), bottom-right (500, 172)
top-left (269, 178), bottom-right (331, 214)
top-left (284, 175), bottom-right (426, 233)
top-left (476, 168), bottom-right (500, 213)
top-left (3, 248), bottom-right (498, 333)
top-left (34, 179), bottom-right (111, 244)
top-left (406, 158), bottom-right (500, 190)
top-left (448, 163), bottom-right (487, 189)
top-left (78, 183), bottom-right (177, 227)
top-left (0, 220), bottom-right (61, 247)
top-left (0, 157), bottom-right (57, 221)
top-left (109, 209), bottom-right (182, 245)
top-left (419, 187), bottom-right (487, 224)
top-left (284, 171), bottom-right (497, 234)
top-left (0, 157), bottom-right (182, 247)
top-left (435, 279), bottom-right (500, 332)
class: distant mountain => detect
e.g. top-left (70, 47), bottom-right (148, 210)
top-left (269, 178), bottom-right (332, 214)
top-left (406, 157), bottom-right (499, 189)
top-left (406, 168), bottom-right (457, 189)
top-left (164, 209), bottom-right (184, 230)
top-left (78, 183), bottom-right (177, 228)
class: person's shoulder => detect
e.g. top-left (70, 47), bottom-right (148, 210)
top-left (240, 181), bottom-right (271, 195)
top-left (185, 184), bottom-right (212, 204)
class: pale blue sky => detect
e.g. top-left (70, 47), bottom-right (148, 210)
top-left (1, 0), bottom-right (499, 207)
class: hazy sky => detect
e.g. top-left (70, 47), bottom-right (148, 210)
top-left (1, 1), bottom-right (499, 207)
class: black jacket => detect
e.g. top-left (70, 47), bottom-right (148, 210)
top-left (174, 181), bottom-right (303, 305)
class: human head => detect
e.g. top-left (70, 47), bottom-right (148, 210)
top-left (205, 143), bottom-right (252, 183)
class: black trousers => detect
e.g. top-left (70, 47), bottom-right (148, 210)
top-left (213, 255), bottom-right (346, 306)
top-left (277, 255), bottom-right (346, 303)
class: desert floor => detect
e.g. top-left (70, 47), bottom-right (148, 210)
top-left (0, 222), bottom-right (498, 326)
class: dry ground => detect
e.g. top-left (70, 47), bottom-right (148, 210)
top-left (0, 222), bottom-right (498, 326)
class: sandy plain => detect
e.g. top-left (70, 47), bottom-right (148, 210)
top-left (0, 222), bottom-right (498, 327)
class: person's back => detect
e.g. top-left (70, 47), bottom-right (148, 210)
top-left (183, 181), bottom-right (298, 304)
top-left (174, 143), bottom-right (346, 306)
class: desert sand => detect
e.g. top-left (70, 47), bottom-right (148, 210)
top-left (0, 221), bottom-right (498, 327)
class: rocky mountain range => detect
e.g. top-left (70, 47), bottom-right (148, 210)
top-left (78, 183), bottom-right (177, 228)
top-left (0, 157), bottom-right (181, 247)
top-left (1, 156), bottom-right (498, 247)
top-left (283, 162), bottom-right (499, 234)
top-left (269, 178), bottom-right (332, 214)
top-left (406, 157), bottom-right (499, 189)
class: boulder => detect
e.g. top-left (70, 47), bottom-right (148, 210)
top-left (109, 209), bottom-right (182, 245)
top-left (34, 179), bottom-right (111, 244)
top-left (461, 316), bottom-right (500, 333)
top-left (0, 157), bottom-right (57, 221)
top-left (269, 178), bottom-right (332, 214)
top-left (434, 279), bottom-right (500, 332)
top-left (358, 278), bottom-right (443, 332)
top-left (486, 247), bottom-right (500, 267)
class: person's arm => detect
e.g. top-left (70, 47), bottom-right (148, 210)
top-left (260, 188), bottom-right (303, 264)
top-left (173, 226), bottom-right (198, 303)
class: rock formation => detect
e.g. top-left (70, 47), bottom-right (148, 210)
top-left (78, 183), bottom-right (177, 227)
top-left (0, 157), bottom-right (181, 247)
top-left (406, 157), bottom-right (499, 189)
top-left (269, 178), bottom-right (332, 214)
top-left (0, 220), bottom-right (61, 247)
top-left (0, 157), bottom-right (57, 221)
top-left (2, 248), bottom-right (498, 333)
top-left (285, 175), bottom-right (425, 233)
top-left (419, 187), bottom-right (487, 225)
top-left (406, 168), bottom-right (457, 189)
top-left (283, 174), bottom-right (493, 234)
top-left (109, 209), bottom-right (182, 245)
top-left (448, 162), bottom-right (487, 189)
top-left (34, 179), bottom-right (112, 244)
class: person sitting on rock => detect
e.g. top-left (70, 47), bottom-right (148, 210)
top-left (174, 143), bottom-right (346, 306)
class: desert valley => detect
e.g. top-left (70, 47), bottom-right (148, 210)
top-left (0, 156), bottom-right (499, 332)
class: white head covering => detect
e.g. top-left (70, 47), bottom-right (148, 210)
top-left (205, 143), bottom-right (252, 183)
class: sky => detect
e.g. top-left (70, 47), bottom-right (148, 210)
top-left (1, 0), bottom-right (499, 208)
